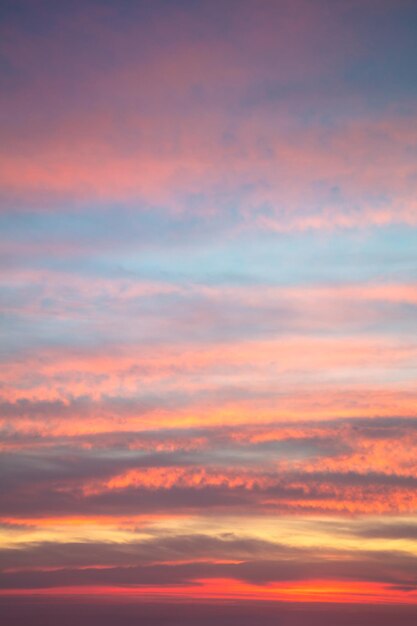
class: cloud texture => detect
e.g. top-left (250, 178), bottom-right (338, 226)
top-left (1, 0), bottom-right (417, 618)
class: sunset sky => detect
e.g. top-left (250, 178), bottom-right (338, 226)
top-left (1, 0), bottom-right (417, 623)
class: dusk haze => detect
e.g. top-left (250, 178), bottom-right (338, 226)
top-left (1, 1), bottom-right (417, 624)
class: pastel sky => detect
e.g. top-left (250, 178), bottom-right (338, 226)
top-left (1, 0), bottom-right (417, 623)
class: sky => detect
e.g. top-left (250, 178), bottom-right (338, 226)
top-left (1, 0), bottom-right (417, 623)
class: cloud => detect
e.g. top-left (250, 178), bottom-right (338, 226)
top-left (1, 0), bottom-right (417, 609)
top-left (2, 536), bottom-right (417, 591)
top-left (1, 1), bottom-right (417, 228)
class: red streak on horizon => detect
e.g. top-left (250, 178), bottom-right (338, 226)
top-left (1, 579), bottom-right (417, 605)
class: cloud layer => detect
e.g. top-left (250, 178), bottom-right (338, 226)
top-left (1, 0), bottom-right (417, 614)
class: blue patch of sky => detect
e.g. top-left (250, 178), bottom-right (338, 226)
top-left (1, 208), bottom-right (416, 286)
